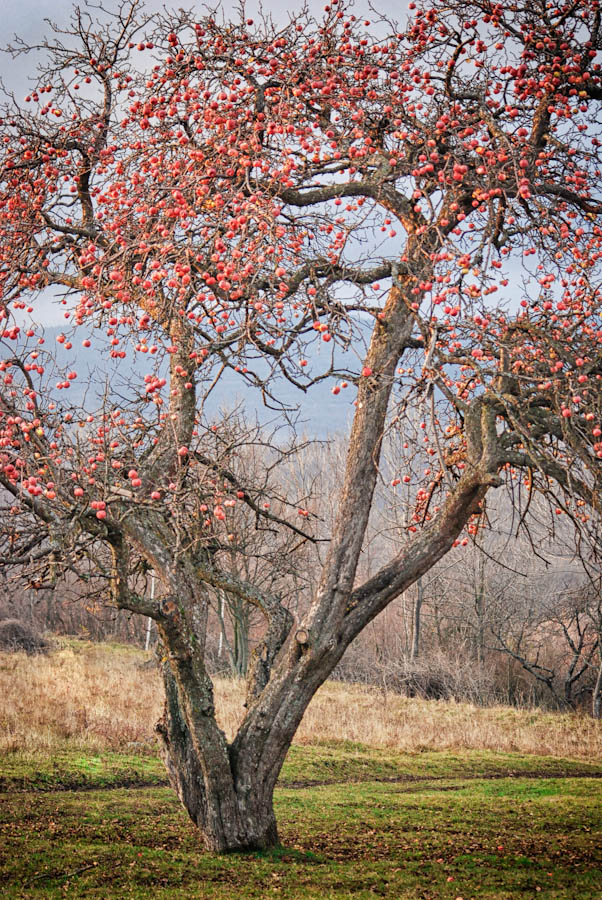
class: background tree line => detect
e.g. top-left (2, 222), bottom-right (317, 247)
top-left (4, 434), bottom-right (600, 717)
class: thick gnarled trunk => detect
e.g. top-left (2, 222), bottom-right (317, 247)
top-left (156, 634), bottom-right (353, 852)
top-left (157, 659), bottom-right (278, 851)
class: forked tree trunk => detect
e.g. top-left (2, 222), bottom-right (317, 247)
top-left (151, 479), bottom-right (498, 852)
top-left (155, 616), bottom-right (350, 852)
top-left (157, 657), bottom-right (279, 851)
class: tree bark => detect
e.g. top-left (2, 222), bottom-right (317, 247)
top-left (411, 577), bottom-right (423, 660)
top-left (156, 631), bottom-right (278, 851)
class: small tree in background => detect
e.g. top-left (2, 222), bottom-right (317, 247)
top-left (2, 0), bottom-right (602, 851)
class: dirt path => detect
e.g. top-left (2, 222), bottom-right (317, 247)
top-left (282, 769), bottom-right (602, 790)
top-left (2, 768), bottom-right (602, 796)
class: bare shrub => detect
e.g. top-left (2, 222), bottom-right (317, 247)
top-left (0, 619), bottom-right (49, 654)
top-left (335, 644), bottom-right (500, 704)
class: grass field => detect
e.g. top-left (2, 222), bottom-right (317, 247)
top-left (2, 640), bottom-right (601, 758)
top-left (1, 642), bottom-right (601, 898)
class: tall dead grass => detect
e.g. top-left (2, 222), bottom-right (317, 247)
top-left (0, 642), bottom-right (161, 753)
top-left (1, 641), bottom-right (600, 760)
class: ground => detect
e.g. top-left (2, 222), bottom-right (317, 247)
top-left (1, 744), bottom-right (601, 899)
top-left (0, 642), bottom-right (601, 898)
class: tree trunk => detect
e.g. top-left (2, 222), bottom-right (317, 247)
top-left (411, 577), bottom-right (423, 660)
top-left (155, 626), bottom-right (345, 852)
top-left (148, 444), bottom-right (498, 852)
top-left (593, 651), bottom-right (602, 720)
top-left (157, 654), bottom-right (278, 851)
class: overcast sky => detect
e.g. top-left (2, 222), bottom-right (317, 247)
top-left (1, 0), bottom-right (406, 94)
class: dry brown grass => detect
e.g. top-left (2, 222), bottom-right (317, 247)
top-left (0, 641), bottom-right (162, 754)
top-left (1, 640), bottom-right (600, 760)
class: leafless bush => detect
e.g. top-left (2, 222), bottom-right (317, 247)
top-left (335, 644), bottom-right (497, 703)
top-left (0, 582), bottom-right (153, 648)
top-left (0, 618), bottom-right (49, 654)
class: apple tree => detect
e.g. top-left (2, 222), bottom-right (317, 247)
top-left (2, 0), bottom-right (602, 850)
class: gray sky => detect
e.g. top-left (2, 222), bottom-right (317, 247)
top-left (2, 0), bottom-right (404, 94)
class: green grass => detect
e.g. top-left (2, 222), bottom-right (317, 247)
top-left (281, 741), bottom-right (602, 785)
top-left (2, 741), bottom-right (601, 793)
top-left (0, 750), bottom-right (165, 792)
top-left (1, 745), bottom-right (601, 899)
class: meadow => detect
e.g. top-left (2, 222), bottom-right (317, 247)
top-left (1, 641), bottom-right (601, 899)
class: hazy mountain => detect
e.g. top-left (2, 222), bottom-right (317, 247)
top-left (17, 325), bottom-right (363, 438)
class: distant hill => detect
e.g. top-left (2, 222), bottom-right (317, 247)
top-left (16, 325), bottom-right (365, 438)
